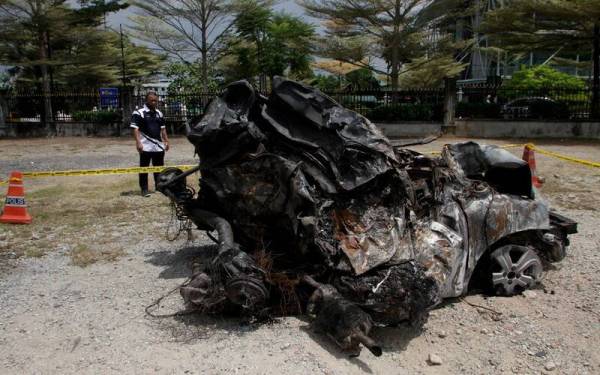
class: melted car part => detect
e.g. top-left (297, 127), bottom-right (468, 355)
top-left (157, 77), bottom-right (576, 356)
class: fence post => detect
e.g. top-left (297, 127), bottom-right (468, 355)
top-left (0, 91), bottom-right (6, 136)
top-left (443, 78), bottom-right (456, 131)
top-left (121, 86), bottom-right (134, 136)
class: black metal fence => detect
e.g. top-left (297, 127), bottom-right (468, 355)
top-left (456, 86), bottom-right (596, 120)
top-left (328, 89), bottom-right (445, 122)
top-left (131, 91), bottom-right (218, 133)
top-left (2, 90), bottom-right (120, 123)
top-left (1, 86), bottom-right (598, 127)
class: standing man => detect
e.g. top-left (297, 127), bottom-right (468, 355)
top-left (131, 91), bottom-right (170, 197)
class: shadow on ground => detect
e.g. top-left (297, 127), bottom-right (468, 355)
top-left (144, 244), bottom-right (217, 279)
top-left (298, 314), bottom-right (422, 373)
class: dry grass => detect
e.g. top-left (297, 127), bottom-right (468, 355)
top-left (69, 243), bottom-right (125, 267)
top-left (1, 174), bottom-right (172, 262)
top-left (24, 246), bottom-right (47, 258)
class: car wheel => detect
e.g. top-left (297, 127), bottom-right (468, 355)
top-left (490, 245), bottom-right (542, 296)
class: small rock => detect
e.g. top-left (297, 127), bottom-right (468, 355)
top-left (438, 331), bottom-right (447, 338)
top-left (480, 328), bottom-right (489, 334)
top-left (31, 233), bottom-right (40, 240)
top-left (491, 314), bottom-right (503, 322)
top-left (522, 290), bottom-right (537, 298)
top-left (544, 361), bottom-right (556, 371)
top-left (427, 353), bottom-right (442, 366)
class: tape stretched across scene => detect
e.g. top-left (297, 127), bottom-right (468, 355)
top-left (1, 143), bottom-right (599, 187)
top-left (0, 165), bottom-right (198, 186)
top-left (424, 143), bottom-right (600, 169)
top-left (525, 144), bottom-right (600, 169)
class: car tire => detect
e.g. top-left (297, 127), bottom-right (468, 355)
top-left (489, 244), bottom-right (543, 296)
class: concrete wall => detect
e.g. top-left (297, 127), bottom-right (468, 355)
top-left (376, 122), bottom-right (442, 138)
top-left (2, 119), bottom-right (599, 139)
top-left (0, 122), bottom-right (126, 138)
top-left (455, 120), bottom-right (600, 139)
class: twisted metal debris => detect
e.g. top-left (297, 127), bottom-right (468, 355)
top-left (157, 78), bottom-right (577, 357)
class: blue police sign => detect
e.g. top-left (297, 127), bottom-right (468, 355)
top-left (99, 88), bottom-right (119, 109)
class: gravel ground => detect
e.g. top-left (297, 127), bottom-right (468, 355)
top-left (0, 136), bottom-right (599, 374)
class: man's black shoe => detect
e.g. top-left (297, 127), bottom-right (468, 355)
top-left (141, 189), bottom-right (151, 197)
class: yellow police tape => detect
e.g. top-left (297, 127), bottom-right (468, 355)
top-left (1, 143), bottom-right (599, 186)
top-left (424, 143), bottom-right (600, 169)
top-left (0, 165), bottom-right (197, 186)
top-left (525, 143), bottom-right (600, 169)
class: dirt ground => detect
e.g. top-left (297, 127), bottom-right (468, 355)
top-left (0, 136), bottom-right (598, 374)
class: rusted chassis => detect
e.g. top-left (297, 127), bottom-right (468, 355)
top-left (156, 78), bottom-right (577, 356)
top-left (159, 143), bottom-right (576, 304)
top-left (416, 143), bottom-right (577, 297)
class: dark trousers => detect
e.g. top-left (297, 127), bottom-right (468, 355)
top-left (139, 151), bottom-right (165, 191)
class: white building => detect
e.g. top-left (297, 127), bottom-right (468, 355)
top-left (138, 79), bottom-right (172, 101)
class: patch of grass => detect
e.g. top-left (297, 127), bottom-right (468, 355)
top-left (29, 185), bottom-right (67, 199)
top-left (2, 174), bottom-right (168, 263)
top-left (24, 246), bottom-right (46, 258)
top-left (69, 243), bottom-right (125, 267)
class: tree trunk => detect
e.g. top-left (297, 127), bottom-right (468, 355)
top-left (201, 28), bottom-right (209, 92)
top-left (201, 56), bottom-right (208, 91)
top-left (389, 53), bottom-right (399, 104)
top-left (390, 63), bottom-right (399, 92)
top-left (39, 30), bottom-right (54, 136)
top-left (592, 23), bottom-right (600, 119)
top-left (389, 0), bottom-right (401, 92)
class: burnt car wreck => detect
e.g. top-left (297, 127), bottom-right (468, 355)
top-left (157, 78), bottom-right (577, 357)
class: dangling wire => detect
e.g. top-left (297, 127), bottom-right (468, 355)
top-left (165, 186), bottom-right (196, 242)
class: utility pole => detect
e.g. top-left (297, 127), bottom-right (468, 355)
top-left (119, 24), bottom-right (128, 137)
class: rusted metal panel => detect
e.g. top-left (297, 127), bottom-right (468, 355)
top-left (156, 78), bottom-right (576, 357)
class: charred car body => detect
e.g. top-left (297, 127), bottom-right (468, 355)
top-left (157, 78), bottom-right (577, 356)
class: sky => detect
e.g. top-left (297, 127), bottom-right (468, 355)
top-left (107, 1), bottom-right (316, 29)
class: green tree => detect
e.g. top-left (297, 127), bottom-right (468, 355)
top-left (480, 0), bottom-right (600, 116)
top-left (165, 62), bottom-right (220, 92)
top-left (301, 0), bottom-right (425, 90)
top-left (0, 0), bottom-right (72, 130)
top-left (397, 55), bottom-right (466, 88)
top-left (301, 0), bottom-right (465, 91)
top-left (217, 40), bottom-right (260, 84)
top-left (345, 68), bottom-right (380, 90)
top-left (503, 65), bottom-right (585, 90)
top-left (309, 74), bottom-right (341, 91)
top-left (0, 1), bottom-right (162, 89)
top-left (263, 13), bottom-right (314, 81)
top-left (0, 1), bottom-right (163, 132)
top-left (232, 1), bottom-right (279, 89)
top-left (221, 2), bottom-right (315, 89)
top-left (129, 0), bottom-right (236, 91)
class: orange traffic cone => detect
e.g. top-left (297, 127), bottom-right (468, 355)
top-left (522, 145), bottom-right (544, 188)
top-left (0, 171), bottom-right (32, 224)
